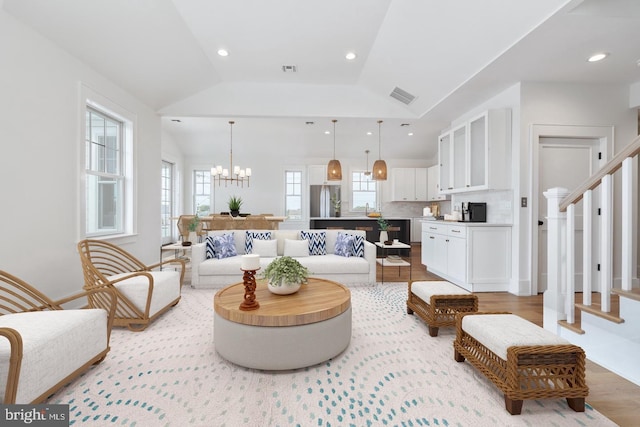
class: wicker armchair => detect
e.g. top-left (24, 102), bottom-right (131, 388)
top-left (77, 239), bottom-right (185, 332)
top-left (0, 270), bottom-right (116, 403)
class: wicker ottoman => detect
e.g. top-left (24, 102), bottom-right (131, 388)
top-left (454, 312), bottom-right (589, 415)
top-left (406, 280), bottom-right (478, 337)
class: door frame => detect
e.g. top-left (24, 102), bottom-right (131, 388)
top-left (530, 124), bottom-right (614, 295)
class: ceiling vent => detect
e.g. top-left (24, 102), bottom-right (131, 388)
top-left (282, 65), bottom-right (298, 73)
top-left (390, 86), bottom-right (416, 105)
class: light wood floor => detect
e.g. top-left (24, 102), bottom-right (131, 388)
top-left (380, 243), bottom-right (639, 427)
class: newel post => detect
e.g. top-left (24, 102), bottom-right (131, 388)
top-left (543, 187), bottom-right (570, 332)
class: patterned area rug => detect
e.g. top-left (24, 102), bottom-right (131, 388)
top-left (51, 283), bottom-right (615, 426)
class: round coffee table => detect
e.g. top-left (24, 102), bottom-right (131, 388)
top-left (213, 277), bottom-right (351, 370)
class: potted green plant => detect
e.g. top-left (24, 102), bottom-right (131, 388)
top-left (228, 195), bottom-right (243, 217)
top-left (377, 217), bottom-right (391, 244)
top-left (331, 194), bottom-right (341, 217)
top-left (183, 215), bottom-right (200, 246)
top-left (261, 256), bottom-right (310, 295)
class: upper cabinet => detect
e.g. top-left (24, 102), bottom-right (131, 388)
top-left (438, 109), bottom-right (511, 194)
top-left (427, 165), bottom-right (447, 201)
top-left (391, 168), bottom-right (427, 201)
top-left (308, 165), bottom-right (340, 185)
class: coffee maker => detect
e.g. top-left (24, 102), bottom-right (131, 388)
top-left (461, 202), bottom-right (487, 222)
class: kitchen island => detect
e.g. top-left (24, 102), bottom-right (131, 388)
top-left (310, 217), bottom-right (411, 256)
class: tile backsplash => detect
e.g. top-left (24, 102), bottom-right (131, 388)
top-left (451, 190), bottom-right (513, 224)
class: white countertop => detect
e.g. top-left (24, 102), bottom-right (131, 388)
top-left (421, 220), bottom-right (512, 227)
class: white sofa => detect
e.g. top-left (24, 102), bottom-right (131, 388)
top-left (191, 229), bottom-right (376, 288)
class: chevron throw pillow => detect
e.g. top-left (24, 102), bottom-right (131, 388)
top-left (350, 234), bottom-right (365, 257)
top-left (300, 231), bottom-right (326, 256)
top-left (245, 231), bottom-right (272, 254)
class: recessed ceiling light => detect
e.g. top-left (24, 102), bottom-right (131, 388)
top-left (217, 49), bottom-right (229, 57)
top-left (408, 132), bottom-right (414, 136)
top-left (587, 52), bottom-right (608, 62)
top-left (366, 131), bottom-right (372, 136)
top-left (345, 52), bottom-right (357, 60)
top-left (325, 130), bottom-right (331, 135)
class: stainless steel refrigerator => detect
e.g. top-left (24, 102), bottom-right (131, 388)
top-left (309, 185), bottom-right (340, 218)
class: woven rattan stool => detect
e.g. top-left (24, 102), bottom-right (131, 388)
top-left (406, 280), bottom-right (478, 337)
top-left (454, 312), bottom-right (588, 415)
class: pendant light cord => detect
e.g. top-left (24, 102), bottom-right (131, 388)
top-left (332, 119), bottom-right (337, 159)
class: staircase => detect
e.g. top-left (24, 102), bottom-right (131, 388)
top-left (544, 134), bottom-right (640, 387)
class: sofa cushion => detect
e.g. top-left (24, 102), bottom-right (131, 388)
top-left (199, 256), bottom-right (276, 276)
top-left (207, 233), bottom-right (238, 259)
top-left (251, 238), bottom-right (278, 257)
top-left (298, 254), bottom-right (370, 274)
top-left (284, 239), bottom-right (309, 257)
top-left (335, 232), bottom-right (355, 257)
top-left (0, 309), bottom-right (107, 403)
top-left (300, 230), bottom-right (327, 255)
top-left (274, 230), bottom-right (299, 255)
top-left (245, 231), bottom-right (272, 253)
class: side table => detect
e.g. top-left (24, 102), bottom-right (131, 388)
top-left (160, 242), bottom-right (192, 270)
top-left (375, 241), bottom-right (411, 284)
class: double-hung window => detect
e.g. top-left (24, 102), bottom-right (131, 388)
top-left (285, 170), bottom-right (302, 219)
top-left (161, 161), bottom-right (174, 244)
top-left (85, 107), bottom-right (125, 236)
top-left (193, 170), bottom-right (211, 215)
top-left (352, 171), bottom-right (377, 212)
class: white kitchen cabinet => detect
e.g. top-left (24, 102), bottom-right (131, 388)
top-left (421, 222), bottom-right (511, 292)
top-left (411, 218), bottom-right (424, 242)
top-left (438, 133), bottom-right (451, 193)
top-left (308, 165), bottom-right (340, 185)
top-left (438, 109), bottom-right (511, 194)
top-left (391, 168), bottom-right (427, 201)
top-left (427, 165), bottom-right (448, 201)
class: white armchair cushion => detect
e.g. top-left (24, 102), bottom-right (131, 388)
top-left (0, 309), bottom-right (108, 403)
top-left (110, 271), bottom-right (181, 317)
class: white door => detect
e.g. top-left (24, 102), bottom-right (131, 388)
top-left (537, 137), bottom-right (601, 293)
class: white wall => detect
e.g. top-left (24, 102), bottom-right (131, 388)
top-left (434, 81), bottom-right (637, 295)
top-left (520, 82), bottom-right (637, 295)
top-left (0, 9), bottom-right (162, 299)
top-left (179, 153), bottom-right (433, 223)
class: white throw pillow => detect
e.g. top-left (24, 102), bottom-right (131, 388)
top-left (251, 238), bottom-right (277, 257)
top-left (283, 239), bottom-right (309, 257)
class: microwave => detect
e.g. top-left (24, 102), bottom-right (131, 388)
top-left (461, 202), bottom-right (487, 222)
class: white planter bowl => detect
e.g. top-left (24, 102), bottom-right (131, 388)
top-left (267, 280), bottom-right (302, 295)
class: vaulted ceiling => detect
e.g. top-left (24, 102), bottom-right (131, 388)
top-left (5, 0), bottom-right (640, 160)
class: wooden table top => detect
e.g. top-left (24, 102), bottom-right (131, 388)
top-left (214, 278), bottom-right (351, 327)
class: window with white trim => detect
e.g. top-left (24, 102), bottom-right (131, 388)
top-left (84, 107), bottom-right (126, 236)
top-left (285, 170), bottom-right (302, 219)
top-left (161, 161), bottom-right (174, 244)
top-left (352, 171), bottom-right (377, 212)
top-left (193, 170), bottom-right (211, 215)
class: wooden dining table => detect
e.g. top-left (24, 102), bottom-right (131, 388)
top-left (199, 215), bottom-right (287, 230)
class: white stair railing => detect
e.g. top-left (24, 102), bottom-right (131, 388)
top-left (544, 135), bottom-right (640, 329)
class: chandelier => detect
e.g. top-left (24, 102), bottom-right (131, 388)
top-left (211, 120), bottom-right (251, 187)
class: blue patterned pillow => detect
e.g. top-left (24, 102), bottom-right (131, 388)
top-left (245, 231), bottom-right (272, 254)
top-left (300, 231), bottom-right (326, 255)
top-left (335, 232), bottom-right (355, 257)
top-left (207, 233), bottom-right (237, 259)
top-left (349, 234), bottom-right (365, 257)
